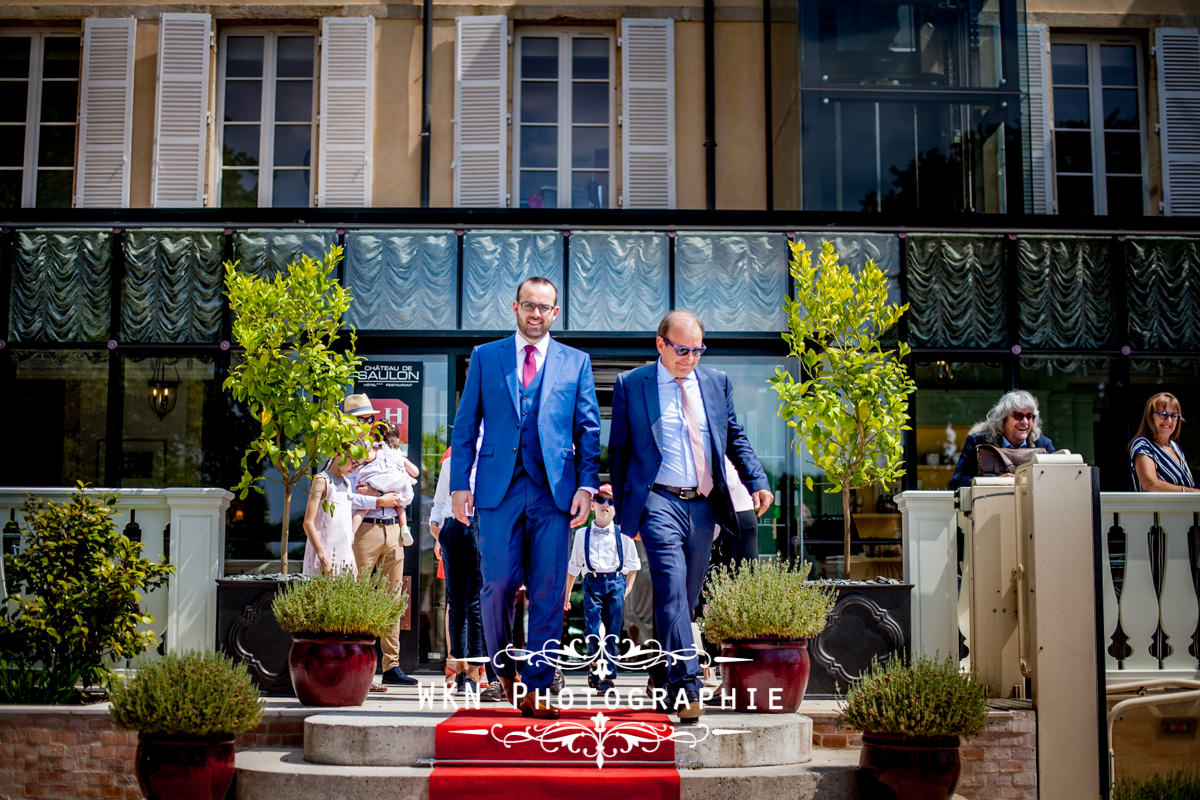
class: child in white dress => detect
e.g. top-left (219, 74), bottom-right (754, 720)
top-left (302, 452), bottom-right (360, 575)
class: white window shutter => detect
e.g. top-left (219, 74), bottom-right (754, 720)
top-left (1020, 24), bottom-right (1052, 214)
top-left (318, 16), bottom-right (375, 207)
top-left (454, 15), bottom-right (508, 207)
top-left (152, 13), bottom-right (211, 207)
top-left (620, 18), bottom-right (674, 209)
top-left (1156, 28), bottom-right (1200, 216)
top-left (77, 17), bottom-right (136, 208)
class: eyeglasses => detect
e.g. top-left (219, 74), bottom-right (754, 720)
top-left (594, 496), bottom-right (613, 506)
top-left (1155, 411), bottom-right (1184, 421)
top-left (661, 336), bottom-right (707, 358)
top-left (518, 301), bottom-right (555, 315)
top-left (357, 415), bottom-right (375, 424)
top-left (1010, 412), bottom-right (1035, 421)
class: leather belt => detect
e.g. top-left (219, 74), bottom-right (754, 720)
top-left (653, 483), bottom-right (704, 501)
top-left (364, 516), bottom-right (400, 526)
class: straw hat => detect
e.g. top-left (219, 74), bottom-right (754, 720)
top-left (343, 393), bottom-right (381, 417)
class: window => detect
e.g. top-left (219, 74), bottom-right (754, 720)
top-left (0, 32), bottom-right (80, 208)
top-left (1051, 37), bottom-right (1146, 216)
top-left (513, 31), bottom-right (613, 209)
top-left (217, 31), bottom-right (316, 208)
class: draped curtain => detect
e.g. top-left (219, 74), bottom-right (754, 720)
top-left (461, 231), bottom-right (563, 330)
top-left (343, 231), bottom-right (457, 331)
top-left (568, 232), bottom-right (669, 331)
top-left (906, 234), bottom-right (1006, 348)
top-left (1016, 236), bottom-right (1113, 349)
top-left (675, 233), bottom-right (787, 332)
top-left (9, 229), bottom-right (112, 342)
top-left (1126, 237), bottom-right (1200, 351)
top-left (121, 230), bottom-right (224, 343)
top-left (792, 232), bottom-right (902, 306)
top-left (231, 230), bottom-right (338, 278)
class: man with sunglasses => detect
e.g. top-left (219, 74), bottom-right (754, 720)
top-left (608, 310), bottom-right (773, 722)
top-left (450, 277), bottom-right (602, 719)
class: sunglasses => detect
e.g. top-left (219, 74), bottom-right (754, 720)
top-left (1010, 412), bottom-right (1035, 421)
top-left (1155, 410), bottom-right (1183, 421)
top-left (357, 415), bottom-right (375, 424)
top-left (661, 336), bottom-right (707, 358)
top-left (594, 496), bottom-right (613, 506)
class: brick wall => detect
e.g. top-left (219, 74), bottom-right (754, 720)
top-left (811, 708), bottom-right (1038, 800)
top-left (0, 707), bottom-right (305, 800)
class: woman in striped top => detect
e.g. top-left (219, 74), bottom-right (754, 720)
top-left (1129, 392), bottom-right (1197, 492)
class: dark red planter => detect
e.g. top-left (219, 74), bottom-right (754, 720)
top-left (718, 637), bottom-right (812, 713)
top-left (135, 733), bottom-right (235, 800)
top-left (858, 732), bottom-right (962, 800)
top-left (288, 633), bottom-right (378, 706)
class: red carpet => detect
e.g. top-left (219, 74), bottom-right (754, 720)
top-left (429, 706), bottom-right (680, 800)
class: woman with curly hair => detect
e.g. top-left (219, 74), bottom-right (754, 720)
top-left (948, 390), bottom-right (1056, 491)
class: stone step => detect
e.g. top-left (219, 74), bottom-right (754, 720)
top-left (235, 747), bottom-right (866, 800)
top-left (303, 709), bottom-right (813, 768)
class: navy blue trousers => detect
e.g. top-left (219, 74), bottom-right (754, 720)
top-left (440, 515), bottom-right (486, 661)
top-left (582, 571), bottom-right (625, 681)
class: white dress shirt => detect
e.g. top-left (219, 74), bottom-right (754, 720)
top-left (567, 522), bottom-right (642, 576)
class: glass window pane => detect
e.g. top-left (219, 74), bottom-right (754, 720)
top-left (570, 170), bottom-right (607, 208)
top-left (1053, 87), bottom-right (1090, 128)
top-left (221, 168), bottom-right (259, 207)
top-left (1057, 174), bottom-right (1094, 215)
top-left (571, 127), bottom-right (608, 168)
top-left (1100, 45), bottom-right (1136, 87)
top-left (0, 38), bottom-right (31, 79)
top-left (519, 171), bottom-right (557, 208)
top-left (1102, 88), bottom-right (1137, 130)
top-left (40, 81), bottom-right (77, 123)
top-left (0, 83), bottom-right (27, 122)
top-left (274, 81), bottom-right (312, 122)
top-left (273, 125), bottom-right (311, 167)
top-left (42, 38), bottom-right (79, 79)
top-left (34, 168), bottom-right (72, 207)
top-left (572, 38), bottom-right (608, 80)
top-left (1055, 130), bottom-right (1092, 173)
top-left (1104, 131), bottom-right (1141, 174)
top-left (0, 169), bottom-right (20, 207)
top-left (222, 125), bottom-right (260, 166)
top-left (520, 82), bottom-right (557, 124)
top-left (226, 37), bottom-right (264, 78)
top-left (571, 83), bottom-right (608, 124)
top-left (121, 357), bottom-right (221, 487)
top-left (1051, 43), bottom-right (1087, 85)
top-left (223, 81), bottom-right (262, 122)
top-left (1106, 176), bottom-right (1143, 216)
top-left (521, 38), bottom-right (558, 80)
top-left (0, 126), bottom-right (23, 166)
top-left (272, 169), bottom-right (310, 206)
top-left (37, 124), bottom-right (74, 167)
top-left (276, 37), bottom-right (314, 78)
top-left (519, 125), bottom-right (557, 169)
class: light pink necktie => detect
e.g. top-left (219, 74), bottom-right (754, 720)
top-left (522, 344), bottom-right (537, 388)
top-left (674, 377), bottom-right (713, 496)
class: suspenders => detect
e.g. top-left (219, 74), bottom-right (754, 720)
top-left (583, 525), bottom-right (624, 575)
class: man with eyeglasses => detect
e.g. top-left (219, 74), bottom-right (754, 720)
top-left (608, 310), bottom-right (773, 722)
top-left (450, 277), bottom-right (602, 719)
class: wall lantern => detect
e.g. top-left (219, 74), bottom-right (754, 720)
top-left (148, 359), bottom-right (180, 420)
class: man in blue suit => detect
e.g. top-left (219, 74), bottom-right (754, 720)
top-left (609, 310), bottom-right (773, 722)
top-left (450, 277), bottom-right (601, 719)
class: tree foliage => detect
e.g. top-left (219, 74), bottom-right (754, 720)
top-left (223, 245), bottom-right (367, 573)
top-left (770, 240), bottom-right (916, 575)
top-left (0, 485), bottom-right (173, 703)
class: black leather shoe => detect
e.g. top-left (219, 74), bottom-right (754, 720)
top-left (381, 666), bottom-right (419, 686)
top-left (550, 668), bottom-right (565, 694)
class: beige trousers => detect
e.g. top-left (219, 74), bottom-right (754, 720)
top-left (353, 519), bottom-right (405, 671)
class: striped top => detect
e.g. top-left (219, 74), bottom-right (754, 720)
top-left (1129, 437), bottom-right (1195, 491)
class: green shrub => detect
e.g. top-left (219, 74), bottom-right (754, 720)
top-left (841, 654), bottom-right (988, 738)
top-left (272, 569), bottom-right (407, 638)
top-left (1112, 769), bottom-right (1200, 800)
top-left (698, 559), bottom-right (835, 643)
top-left (0, 485), bottom-right (174, 703)
top-left (109, 651), bottom-right (263, 736)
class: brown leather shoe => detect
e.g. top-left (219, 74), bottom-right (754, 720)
top-left (519, 692), bottom-right (561, 720)
top-left (499, 677), bottom-right (516, 705)
top-left (676, 701), bottom-right (705, 724)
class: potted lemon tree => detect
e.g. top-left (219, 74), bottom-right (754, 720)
top-left (108, 650), bottom-right (263, 800)
top-left (272, 570), bottom-right (408, 706)
top-left (841, 654), bottom-right (988, 800)
top-left (698, 559), bottom-right (835, 712)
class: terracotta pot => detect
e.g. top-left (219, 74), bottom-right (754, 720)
top-left (135, 733), bottom-right (235, 800)
top-left (858, 732), bottom-right (962, 800)
top-left (718, 637), bottom-right (811, 712)
top-left (288, 633), bottom-right (378, 706)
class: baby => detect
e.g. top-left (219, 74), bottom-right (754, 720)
top-left (352, 423), bottom-right (420, 544)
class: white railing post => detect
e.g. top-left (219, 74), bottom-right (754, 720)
top-left (897, 490), bottom-right (957, 661)
top-left (165, 489), bottom-right (233, 652)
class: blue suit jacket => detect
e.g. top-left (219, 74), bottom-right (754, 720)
top-left (608, 363), bottom-right (770, 536)
top-left (450, 335), bottom-right (601, 513)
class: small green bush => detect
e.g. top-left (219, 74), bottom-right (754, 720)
top-left (1112, 769), bottom-right (1200, 800)
top-left (272, 569), bottom-right (407, 638)
top-left (841, 654), bottom-right (988, 738)
top-left (0, 485), bottom-right (174, 703)
top-left (698, 559), bottom-right (835, 643)
top-left (108, 651), bottom-right (263, 736)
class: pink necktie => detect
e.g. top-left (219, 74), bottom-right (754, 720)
top-left (674, 377), bottom-right (713, 496)
top-left (522, 344), bottom-right (537, 388)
